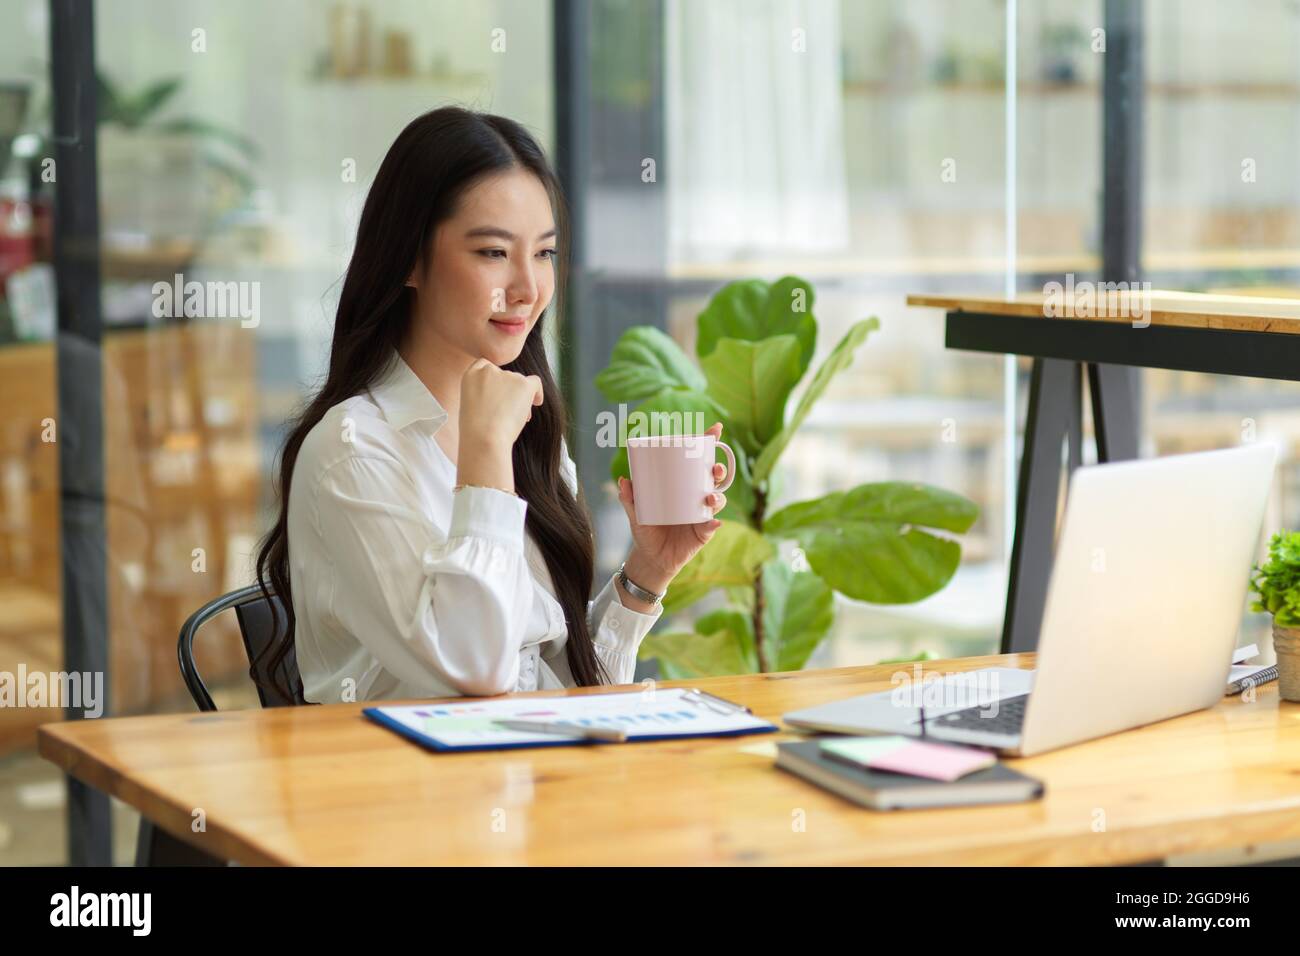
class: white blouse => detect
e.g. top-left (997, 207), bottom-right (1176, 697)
top-left (286, 350), bottom-right (663, 704)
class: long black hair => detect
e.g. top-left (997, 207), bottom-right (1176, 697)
top-left (253, 107), bottom-right (610, 701)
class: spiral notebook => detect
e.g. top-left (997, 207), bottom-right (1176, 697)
top-left (1226, 663), bottom-right (1278, 695)
top-left (1225, 643), bottom-right (1279, 696)
top-left (364, 686), bottom-right (779, 752)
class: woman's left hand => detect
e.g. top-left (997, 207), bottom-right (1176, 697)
top-left (616, 421), bottom-right (729, 594)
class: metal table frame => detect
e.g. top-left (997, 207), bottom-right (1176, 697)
top-left (945, 311), bottom-right (1300, 654)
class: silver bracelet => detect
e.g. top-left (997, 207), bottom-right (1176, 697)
top-left (617, 562), bottom-right (666, 606)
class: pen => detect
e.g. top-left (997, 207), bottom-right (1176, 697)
top-left (492, 718), bottom-right (628, 742)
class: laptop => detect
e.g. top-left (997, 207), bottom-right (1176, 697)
top-left (783, 442), bottom-right (1278, 757)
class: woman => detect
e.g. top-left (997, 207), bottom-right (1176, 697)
top-left (254, 107), bottom-right (727, 704)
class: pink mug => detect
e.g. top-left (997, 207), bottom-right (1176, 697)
top-left (626, 433), bottom-right (736, 525)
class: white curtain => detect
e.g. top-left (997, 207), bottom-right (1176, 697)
top-left (666, 0), bottom-right (850, 265)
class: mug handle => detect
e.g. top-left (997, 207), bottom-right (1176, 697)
top-left (714, 441), bottom-right (736, 493)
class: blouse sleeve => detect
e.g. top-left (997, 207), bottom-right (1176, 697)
top-left (312, 454), bottom-right (533, 697)
top-left (543, 439), bottom-right (663, 686)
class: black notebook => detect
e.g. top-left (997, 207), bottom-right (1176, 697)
top-left (775, 740), bottom-right (1044, 811)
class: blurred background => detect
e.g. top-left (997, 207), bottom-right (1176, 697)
top-left (3, 0), bottom-right (1300, 864)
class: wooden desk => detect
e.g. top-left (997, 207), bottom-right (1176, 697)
top-left (907, 289), bottom-right (1300, 333)
top-left (906, 290), bottom-right (1300, 656)
top-left (37, 653), bottom-right (1300, 866)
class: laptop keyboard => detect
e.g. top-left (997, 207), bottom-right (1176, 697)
top-left (923, 693), bottom-right (1030, 736)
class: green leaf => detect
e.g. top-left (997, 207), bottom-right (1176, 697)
top-left (639, 610), bottom-right (756, 678)
top-left (1249, 529), bottom-right (1300, 627)
top-left (695, 609), bottom-right (759, 672)
top-left (119, 77), bottom-right (184, 127)
top-left (701, 335), bottom-right (803, 457)
top-left (96, 71), bottom-right (122, 121)
top-left (765, 481), bottom-right (979, 537)
top-left (717, 440), bottom-right (756, 526)
top-left (761, 559), bottom-right (834, 672)
top-left (876, 650), bottom-right (939, 664)
top-left (595, 326), bottom-right (707, 403)
top-left (808, 525), bottom-right (962, 604)
top-left (764, 482), bottom-right (979, 604)
top-left (153, 117), bottom-right (261, 157)
top-left (752, 317), bottom-right (879, 484)
top-left (696, 276), bottom-right (818, 376)
top-left (661, 520), bottom-right (774, 614)
top-left (648, 559), bottom-right (834, 676)
top-left (724, 584), bottom-right (757, 613)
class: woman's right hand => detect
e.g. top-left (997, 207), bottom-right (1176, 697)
top-left (455, 359), bottom-right (543, 493)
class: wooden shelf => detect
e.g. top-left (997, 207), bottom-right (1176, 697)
top-left (0, 322), bottom-right (263, 756)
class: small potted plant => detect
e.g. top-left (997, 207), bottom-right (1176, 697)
top-left (1248, 530), bottom-right (1300, 701)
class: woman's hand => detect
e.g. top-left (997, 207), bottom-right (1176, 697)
top-left (459, 358), bottom-right (543, 449)
top-left (456, 359), bottom-right (543, 493)
top-left (615, 422), bottom-right (729, 602)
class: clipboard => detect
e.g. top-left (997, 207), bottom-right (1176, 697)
top-left (364, 686), bottom-right (778, 753)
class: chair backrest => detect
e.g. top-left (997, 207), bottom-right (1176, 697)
top-left (178, 584), bottom-right (308, 711)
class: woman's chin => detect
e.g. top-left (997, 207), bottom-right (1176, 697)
top-left (481, 342), bottom-right (527, 367)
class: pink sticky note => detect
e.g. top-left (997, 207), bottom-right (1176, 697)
top-left (865, 740), bottom-right (996, 782)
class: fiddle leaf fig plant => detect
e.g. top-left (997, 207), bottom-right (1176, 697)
top-left (596, 276), bottom-right (981, 679)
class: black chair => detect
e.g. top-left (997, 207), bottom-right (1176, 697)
top-left (143, 585), bottom-right (305, 866)
top-left (177, 583), bottom-right (305, 711)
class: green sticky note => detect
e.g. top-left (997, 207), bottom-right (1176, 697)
top-left (819, 735), bottom-right (910, 765)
